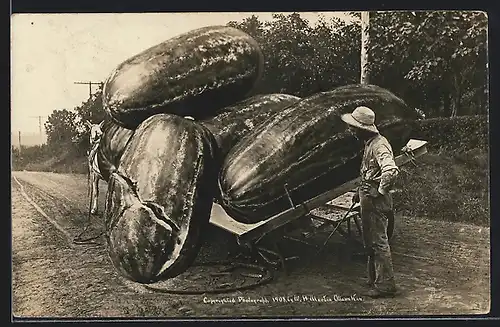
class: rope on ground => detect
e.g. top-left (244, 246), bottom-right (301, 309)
top-left (14, 174), bottom-right (274, 294)
top-left (141, 260), bottom-right (275, 295)
top-left (72, 156), bottom-right (104, 246)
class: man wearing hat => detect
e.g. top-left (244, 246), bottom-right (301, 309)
top-left (341, 106), bottom-right (400, 298)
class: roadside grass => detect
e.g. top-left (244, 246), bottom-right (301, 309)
top-left (393, 147), bottom-right (490, 227)
top-left (22, 152), bottom-right (88, 174)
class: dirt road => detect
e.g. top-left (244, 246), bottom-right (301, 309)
top-left (11, 171), bottom-right (490, 318)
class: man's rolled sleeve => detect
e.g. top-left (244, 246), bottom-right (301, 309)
top-left (374, 143), bottom-right (399, 194)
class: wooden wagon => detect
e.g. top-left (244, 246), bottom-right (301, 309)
top-left (208, 139), bottom-right (428, 272)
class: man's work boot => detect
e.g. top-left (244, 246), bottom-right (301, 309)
top-left (363, 287), bottom-right (398, 299)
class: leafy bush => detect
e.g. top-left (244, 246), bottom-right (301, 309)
top-left (11, 145), bottom-right (51, 170)
top-left (12, 144), bottom-right (88, 174)
top-left (409, 115), bottom-right (488, 152)
top-left (24, 153), bottom-right (88, 175)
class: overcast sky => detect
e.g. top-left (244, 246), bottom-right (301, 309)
top-left (11, 12), bottom-right (356, 134)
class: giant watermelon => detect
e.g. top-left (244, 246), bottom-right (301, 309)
top-left (103, 26), bottom-right (265, 129)
top-left (96, 119), bottom-right (135, 182)
top-left (218, 84), bottom-right (421, 224)
top-left (200, 93), bottom-right (301, 159)
top-left (104, 114), bottom-right (218, 283)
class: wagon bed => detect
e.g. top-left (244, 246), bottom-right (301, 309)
top-left (209, 139), bottom-right (428, 271)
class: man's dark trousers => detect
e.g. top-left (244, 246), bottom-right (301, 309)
top-left (359, 182), bottom-right (397, 293)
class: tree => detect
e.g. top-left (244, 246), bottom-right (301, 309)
top-left (227, 13), bottom-right (360, 97)
top-left (227, 11), bottom-right (487, 117)
top-left (367, 11), bottom-right (488, 117)
top-left (71, 85), bottom-right (109, 154)
top-left (74, 84), bottom-right (106, 124)
top-left (305, 16), bottom-right (360, 91)
top-left (44, 109), bottom-right (79, 153)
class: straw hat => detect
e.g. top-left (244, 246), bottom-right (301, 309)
top-left (341, 106), bottom-right (379, 134)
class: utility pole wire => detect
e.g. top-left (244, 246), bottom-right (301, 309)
top-left (74, 81), bottom-right (104, 100)
top-left (29, 115), bottom-right (48, 139)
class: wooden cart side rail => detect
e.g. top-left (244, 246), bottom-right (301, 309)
top-left (238, 178), bottom-right (360, 242)
top-left (237, 140), bottom-right (428, 242)
top-left (209, 203), bottom-right (268, 236)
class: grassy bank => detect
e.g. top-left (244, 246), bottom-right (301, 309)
top-left (393, 147), bottom-right (489, 226)
top-left (24, 157), bottom-right (88, 174)
top-left (13, 149), bottom-right (88, 174)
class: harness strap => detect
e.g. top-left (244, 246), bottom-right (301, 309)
top-left (73, 138), bottom-right (104, 246)
top-left (88, 140), bottom-right (103, 179)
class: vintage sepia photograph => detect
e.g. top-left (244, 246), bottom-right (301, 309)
top-left (11, 10), bottom-right (490, 319)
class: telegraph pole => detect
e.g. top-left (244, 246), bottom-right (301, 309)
top-left (18, 131), bottom-right (22, 152)
top-left (30, 115), bottom-right (47, 140)
top-left (360, 11), bottom-right (370, 85)
top-left (74, 81), bottom-right (104, 99)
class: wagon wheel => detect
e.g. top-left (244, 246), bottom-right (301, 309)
top-left (234, 237), bottom-right (280, 268)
